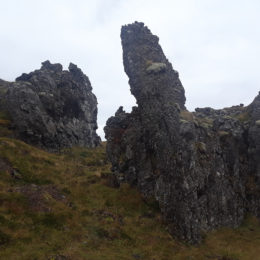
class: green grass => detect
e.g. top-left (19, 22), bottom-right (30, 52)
top-left (0, 137), bottom-right (259, 259)
top-left (0, 111), bottom-right (12, 137)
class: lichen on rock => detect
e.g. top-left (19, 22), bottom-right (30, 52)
top-left (146, 62), bottom-right (166, 74)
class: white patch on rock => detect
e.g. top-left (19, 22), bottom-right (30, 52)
top-left (146, 62), bottom-right (166, 74)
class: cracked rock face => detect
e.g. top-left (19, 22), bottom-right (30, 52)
top-left (105, 22), bottom-right (260, 243)
top-left (1, 61), bottom-right (100, 150)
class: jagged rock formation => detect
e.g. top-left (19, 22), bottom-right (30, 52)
top-left (0, 61), bottom-right (100, 150)
top-left (105, 22), bottom-right (260, 243)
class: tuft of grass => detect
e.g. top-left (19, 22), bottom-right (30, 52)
top-left (0, 230), bottom-right (11, 246)
top-left (236, 111), bottom-right (250, 122)
top-left (0, 111), bottom-right (12, 137)
top-left (180, 110), bottom-right (194, 121)
top-left (30, 212), bottom-right (68, 230)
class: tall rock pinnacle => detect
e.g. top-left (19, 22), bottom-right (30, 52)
top-left (105, 22), bottom-right (260, 243)
top-left (121, 22), bottom-right (186, 109)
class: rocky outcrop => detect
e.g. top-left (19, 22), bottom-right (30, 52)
top-left (0, 61), bottom-right (100, 150)
top-left (105, 22), bottom-right (260, 243)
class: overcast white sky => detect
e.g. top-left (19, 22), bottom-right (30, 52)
top-left (1, 0), bottom-right (260, 139)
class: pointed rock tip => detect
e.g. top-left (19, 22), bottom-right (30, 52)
top-left (41, 60), bottom-right (63, 72)
top-left (68, 63), bottom-right (85, 77)
top-left (121, 21), bottom-right (152, 35)
top-left (68, 62), bottom-right (80, 72)
top-left (115, 106), bottom-right (125, 116)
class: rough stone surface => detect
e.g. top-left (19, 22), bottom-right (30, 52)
top-left (1, 61), bottom-right (100, 150)
top-left (104, 22), bottom-right (260, 243)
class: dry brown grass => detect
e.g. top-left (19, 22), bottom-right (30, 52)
top-left (180, 110), bottom-right (194, 121)
top-left (0, 138), bottom-right (259, 259)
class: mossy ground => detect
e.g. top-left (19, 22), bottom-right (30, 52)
top-left (0, 136), bottom-right (259, 259)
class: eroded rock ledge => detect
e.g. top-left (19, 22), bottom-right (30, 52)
top-left (0, 61), bottom-right (100, 151)
top-left (105, 22), bottom-right (260, 243)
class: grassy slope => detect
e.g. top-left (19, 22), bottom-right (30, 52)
top-left (0, 114), bottom-right (259, 259)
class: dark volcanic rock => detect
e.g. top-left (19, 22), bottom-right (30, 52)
top-left (1, 61), bottom-right (100, 150)
top-left (105, 22), bottom-right (260, 243)
top-left (121, 21), bottom-right (186, 109)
